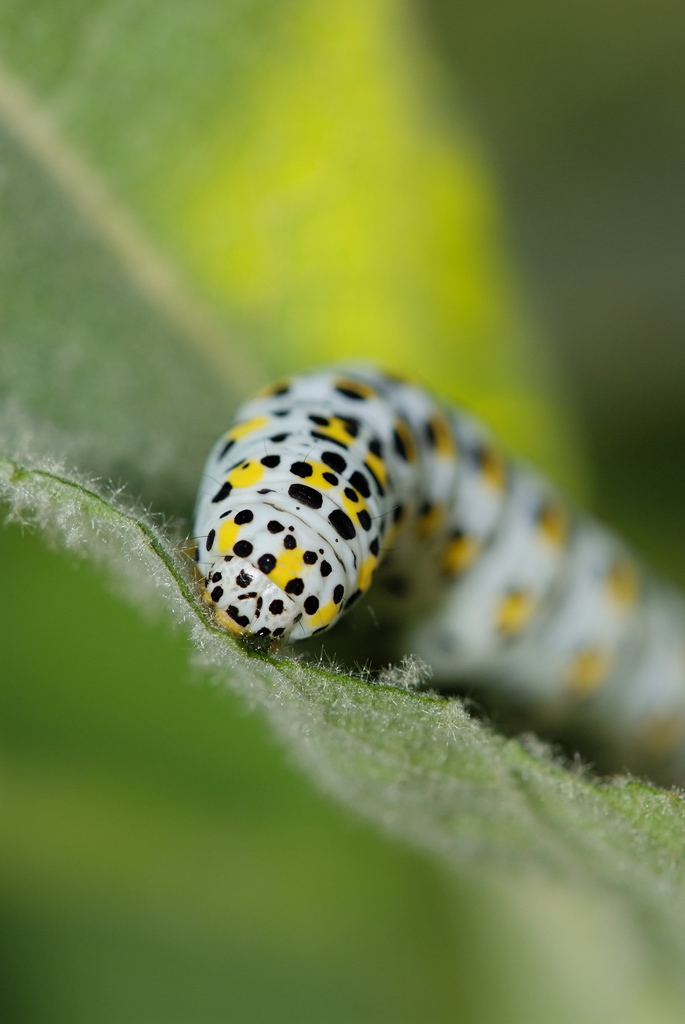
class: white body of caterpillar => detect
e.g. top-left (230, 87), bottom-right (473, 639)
top-left (194, 366), bottom-right (685, 772)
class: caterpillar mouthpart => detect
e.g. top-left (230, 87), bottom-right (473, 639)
top-left (202, 557), bottom-right (303, 641)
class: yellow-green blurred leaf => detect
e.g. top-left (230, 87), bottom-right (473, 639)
top-left (0, 0), bottom-right (584, 490)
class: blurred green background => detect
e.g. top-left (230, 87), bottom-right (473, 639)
top-left (2, 0), bottom-right (685, 1021)
top-left (423, 0), bottom-right (685, 586)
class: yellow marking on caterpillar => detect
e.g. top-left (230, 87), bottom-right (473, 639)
top-left (227, 460), bottom-right (264, 489)
top-left (429, 413), bottom-right (457, 457)
top-left (416, 502), bottom-right (446, 539)
top-left (334, 377), bottom-right (377, 399)
top-left (538, 501), bottom-right (568, 547)
top-left (442, 533), bottom-right (480, 575)
top-left (292, 460), bottom-right (372, 522)
top-left (566, 648), bottom-right (613, 696)
top-left (340, 485), bottom-right (370, 521)
top-left (256, 379), bottom-right (291, 397)
top-left (496, 589), bottom-right (536, 636)
top-left (315, 415), bottom-right (360, 448)
top-left (394, 418), bottom-right (417, 463)
top-left (358, 554), bottom-right (378, 592)
top-left (217, 519), bottom-right (240, 553)
top-left (305, 462), bottom-right (343, 491)
top-left (606, 559), bottom-right (639, 608)
top-left (481, 446), bottom-right (506, 490)
top-left (638, 713), bottom-right (685, 758)
top-left (227, 415), bottom-right (269, 441)
top-left (203, 592), bottom-right (247, 636)
top-left (269, 545), bottom-right (309, 593)
top-left (364, 451), bottom-right (388, 489)
top-left (307, 599), bottom-right (340, 628)
top-left (215, 607), bottom-right (249, 636)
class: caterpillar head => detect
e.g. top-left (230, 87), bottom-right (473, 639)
top-left (197, 503), bottom-right (353, 642)
top-left (202, 556), bottom-right (305, 642)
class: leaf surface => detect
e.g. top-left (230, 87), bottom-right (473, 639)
top-left (2, 451), bottom-right (685, 1006)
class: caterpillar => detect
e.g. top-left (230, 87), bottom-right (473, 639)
top-left (193, 366), bottom-right (685, 778)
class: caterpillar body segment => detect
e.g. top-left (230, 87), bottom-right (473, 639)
top-left (194, 366), bottom-right (685, 771)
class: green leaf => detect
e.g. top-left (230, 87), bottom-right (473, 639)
top-left (1, 1), bottom-right (684, 1018)
top-left (0, 65), bottom-right (264, 516)
top-left (3, 450), bottom-right (685, 1007)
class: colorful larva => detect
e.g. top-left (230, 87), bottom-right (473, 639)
top-left (194, 366), bottom-right (685, 772)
